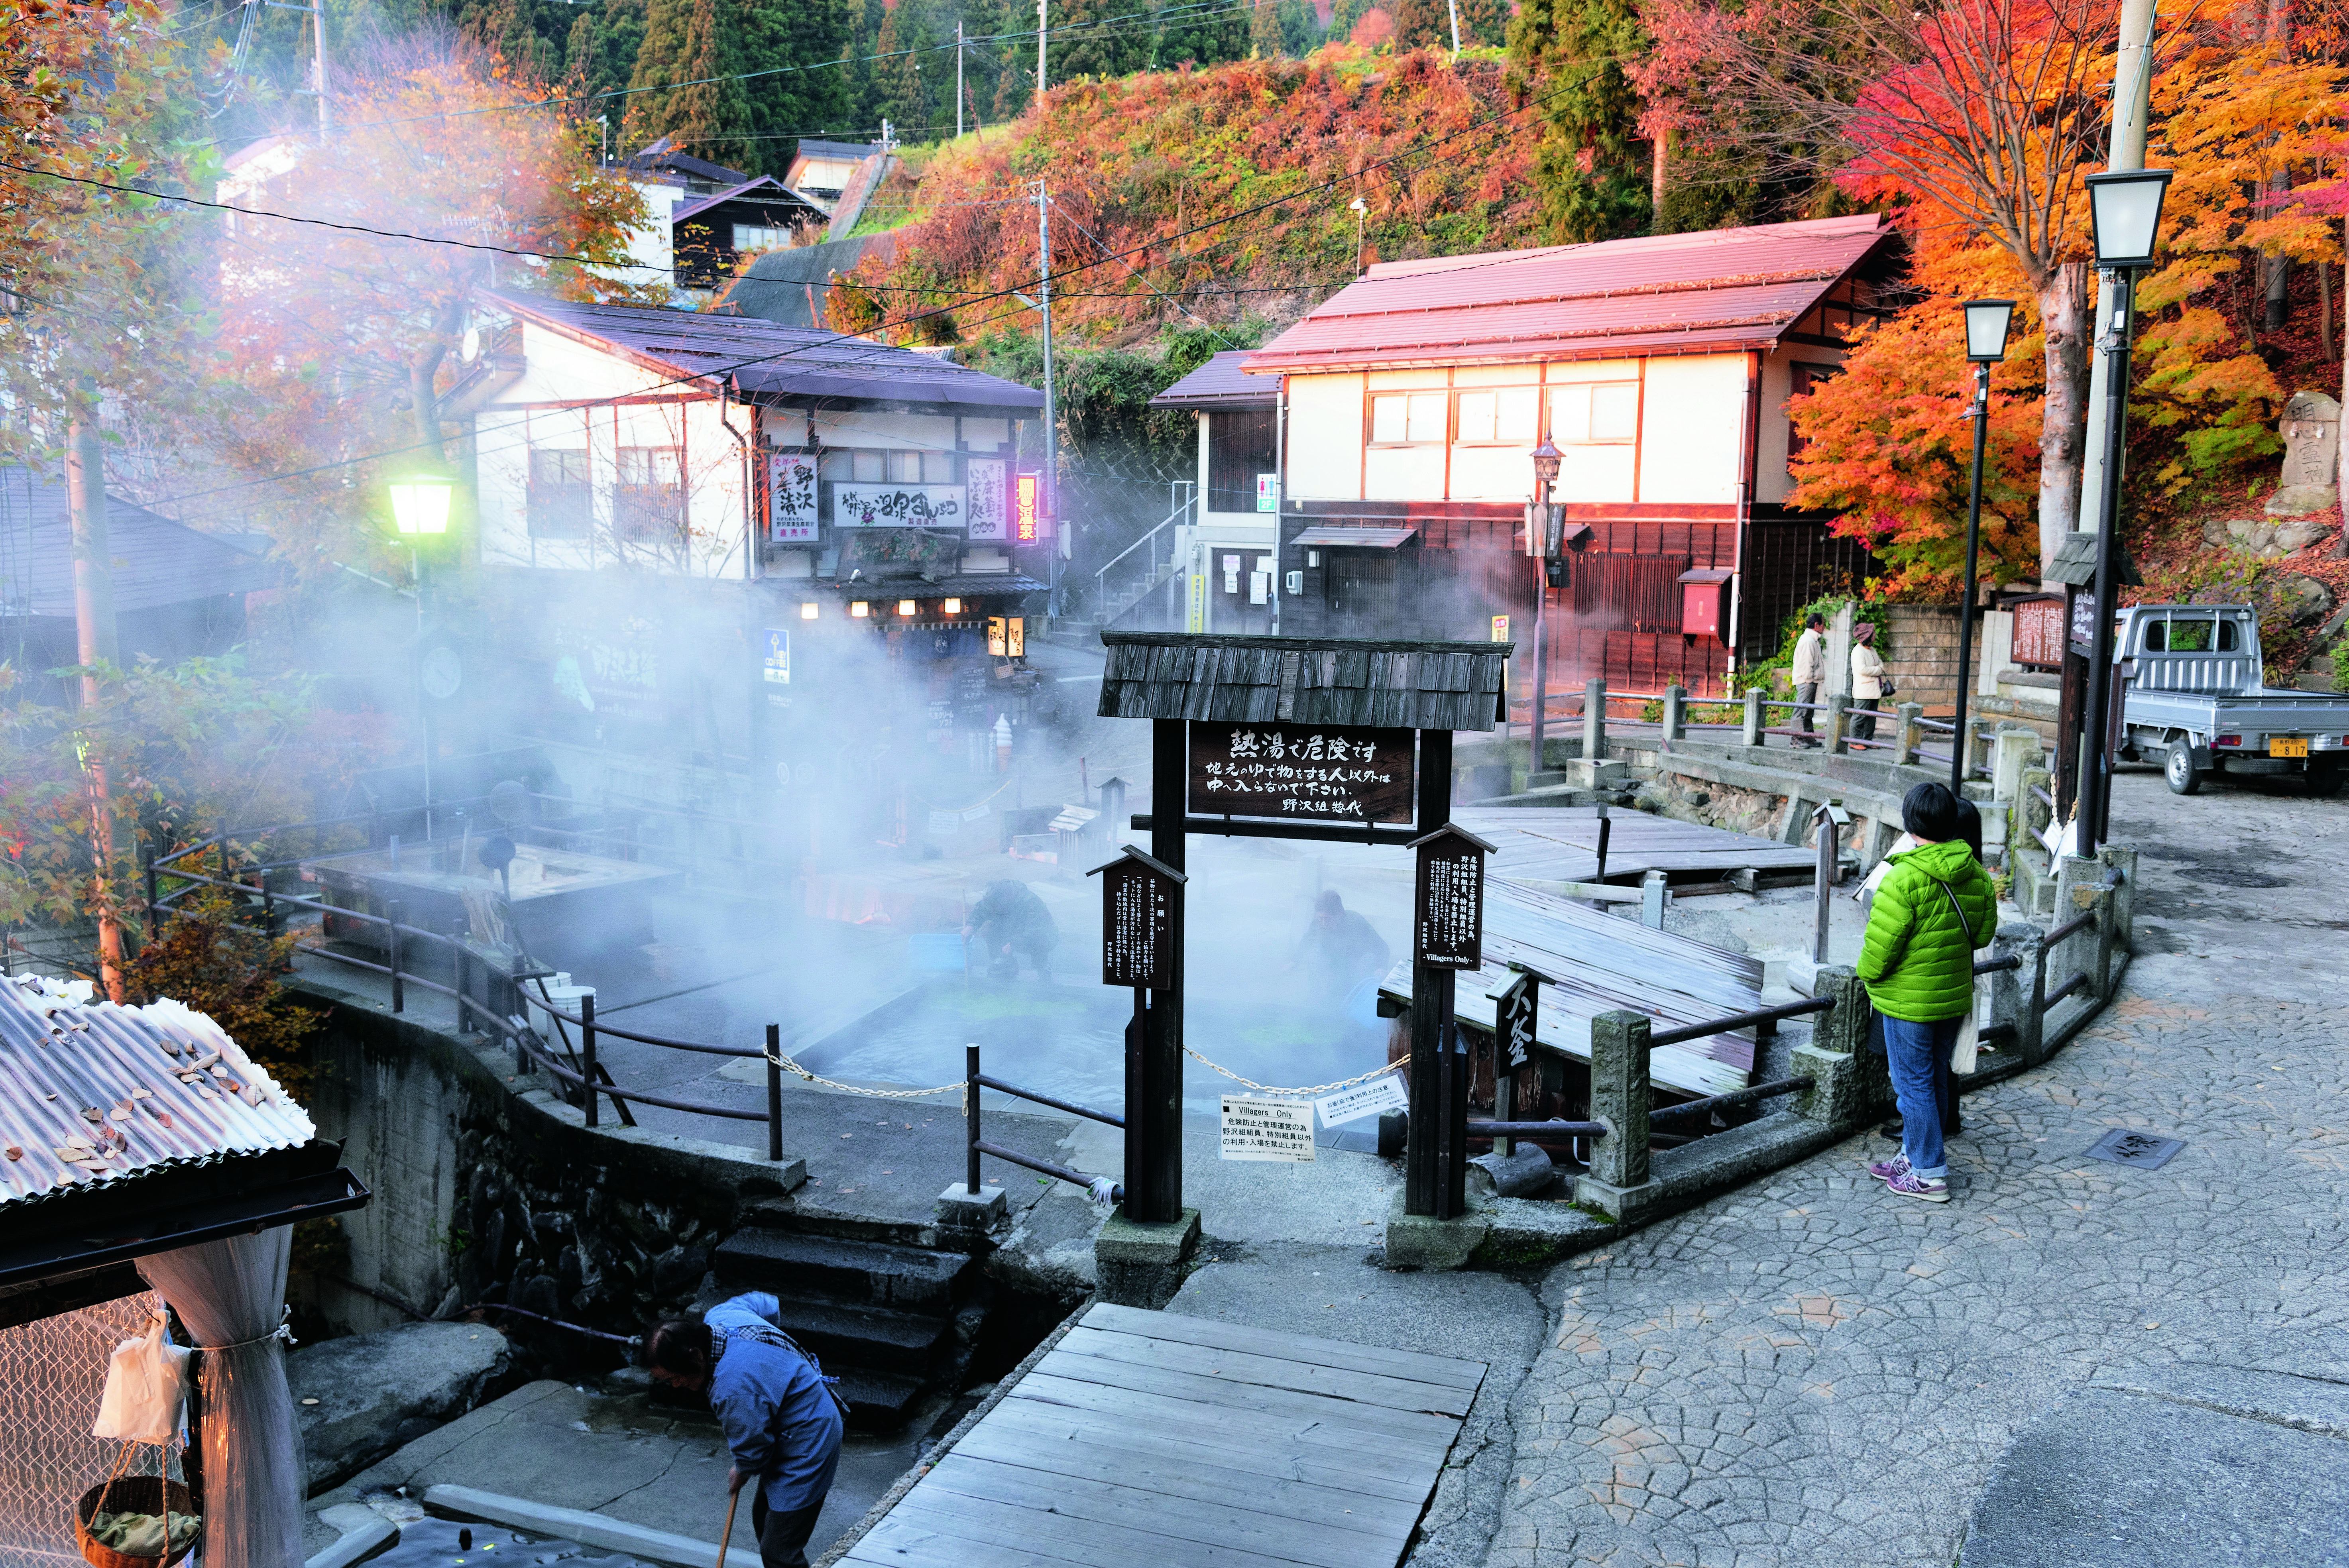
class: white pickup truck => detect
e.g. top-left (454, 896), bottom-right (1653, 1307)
top-left (2113, 603), bottom-right (2349, 797)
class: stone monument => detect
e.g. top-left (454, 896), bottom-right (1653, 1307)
top-left (2264, 389), bottom-right (2340, 518)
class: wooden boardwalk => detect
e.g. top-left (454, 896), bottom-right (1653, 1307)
top-left (841, 1302), bottom-right (1485, 1568)
top-left (1455, 806), bottom-right (1817, 885)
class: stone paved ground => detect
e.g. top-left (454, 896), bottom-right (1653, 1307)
top-left (1484, 770), bottom-right (2349, 1567)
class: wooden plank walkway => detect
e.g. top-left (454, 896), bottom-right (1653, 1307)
top-left (843, 1303), bottom-right (1485, 1568)
top-left (1455, 806), bottom-right (1817, 886)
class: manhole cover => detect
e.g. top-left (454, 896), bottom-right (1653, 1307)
top-left (2084, 1128), bottom-right (2185, 1170)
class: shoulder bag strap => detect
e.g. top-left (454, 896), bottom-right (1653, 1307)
top-left (1928, 876), bottom-right (1974, 946)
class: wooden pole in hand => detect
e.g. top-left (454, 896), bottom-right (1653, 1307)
top-left (715, 1486), bottom-right (740, 1568)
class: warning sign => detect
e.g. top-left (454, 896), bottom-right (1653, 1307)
top-left (1219, 1097), bottom-right (1315, 1162)
top-left (1313, 1075), bottom-right (1408, 1128)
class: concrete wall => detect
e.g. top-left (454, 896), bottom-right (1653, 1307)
top-left (297, 979), bottom-right (792, 1363)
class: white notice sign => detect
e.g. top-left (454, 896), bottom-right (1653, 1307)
top-left (1313, 1074), bottom-right (1408, 1128)
top-left (1220, 1097), bottom-right (1315, 1162)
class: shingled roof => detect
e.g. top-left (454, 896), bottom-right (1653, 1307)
top-left (1097, 633), bottom-right (1509, 731)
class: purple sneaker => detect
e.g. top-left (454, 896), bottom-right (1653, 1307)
top-left (1865, 1154), bottom-right (1910, 1183)
top-left (1886, 1168), bottom-right (1949, 1203)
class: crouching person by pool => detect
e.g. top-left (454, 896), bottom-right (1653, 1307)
top-left (645, 1294), bottom-right (847, 1568)
top-left (1856, 782), bottom-right (1996, 1203)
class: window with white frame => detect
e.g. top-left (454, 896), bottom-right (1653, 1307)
top-left (818, 448), bottom-right (962, 483)
top-left (732, 223), bottom-right (796, 252)
top-left (1549, 382), bottom-right (1639, 443)
top-left (1454, 387), bottom-right (1539, 444)
top-left (527, 449), bottom-right (592, 539)
top-left (614, 446), bottom-right (684, 545)
top-left (1369, 391), bottom-right (1448, 445)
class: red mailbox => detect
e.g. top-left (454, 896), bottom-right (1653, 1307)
top-left (1677, 568), bottom-right (1734, 641)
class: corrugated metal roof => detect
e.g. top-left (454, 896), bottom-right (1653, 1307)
top-left (490, 295), bottom-right (1046, 414)
top-left (1247, 215), bottom-right (1895, 373)
top-left (0, 977), bottom-right (316, 1213)
top-left (1097, 632), bottom-right (1507, 731)
top-left (0, 467), bottom-right (277, 618)
top-left (1148, 351), bottom-right (1279, 410)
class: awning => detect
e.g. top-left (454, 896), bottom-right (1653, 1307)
top-left (1292, 526), bottom-right (1417, 548)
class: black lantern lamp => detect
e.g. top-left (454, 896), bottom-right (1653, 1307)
top-left (2074, 167), bottom-right (2172, 855)
top-left (1947, 297), bottom-right (2016, 789)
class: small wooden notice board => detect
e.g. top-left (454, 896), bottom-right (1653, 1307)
top-left (1410, 825), bottom-right (1493, 971)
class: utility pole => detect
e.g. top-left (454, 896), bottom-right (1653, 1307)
top-left (2071, 0), bottom-right (2157, 563)
top-left (2062, 0), bottom-right (2156, 832)
top-left (67, 396), bottom-right (126, 1001)
top-left (1446, 0), bottom-right (1462, 56)
top-left (1036, 0), bottom-right (1048, 113)
top-left (957, 21), bottom-right (965, 139)
top-left (312, 0), bottom-right (330, 134)
top-left (1036, 181), bottom-right (1060, 616)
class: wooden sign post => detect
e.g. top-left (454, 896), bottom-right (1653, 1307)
top-left (1406, 821), bottom-right (1495, 1220)
top-left (1089, 845), bottom-right (1187, 1218)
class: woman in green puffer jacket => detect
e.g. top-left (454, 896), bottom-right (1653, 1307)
top-left (1855, 782), bottom-right (1997, 1203)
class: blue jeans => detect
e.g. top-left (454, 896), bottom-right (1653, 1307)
top-left (1881, 1015), bottom-right (1960, 1179)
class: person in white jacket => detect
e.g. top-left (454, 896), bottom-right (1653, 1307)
top-left (1790, 613), bottom-right (1826, 747)
top-left (1850, 622), bottom-right (1887, 742)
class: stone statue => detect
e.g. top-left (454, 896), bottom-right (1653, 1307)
top-left (2266, 389), bottom-right (2340, 518)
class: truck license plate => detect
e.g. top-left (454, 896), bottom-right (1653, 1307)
top-left (2270, 737), bottom-right (2310, 758)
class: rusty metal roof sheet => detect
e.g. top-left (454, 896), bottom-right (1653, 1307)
top-left (1246, 214), bottom-right (1895, 374)
top-left (0, 977), bottom-right (316, 1212)
top-left (1097, 632), bottom-right (1508, 731)
top-left (1148, 351), bottom-right (1279, 410)
top-left (490, 294), bottom-right (1046, 415)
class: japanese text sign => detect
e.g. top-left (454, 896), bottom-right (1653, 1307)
top-left (2068, 589), bottom-right (2099, 656)
top-left (1014, 472), bottom-right (1046, 543)
top-left (965, 457), bottom-right (1009, 541)
top-left (2011, 597), bottom-right (2064, 668)
top-left (1313, 1074), bottom-right (1407, 1128)
top-left (1411, 825), bottom-right (1492, 970)
top-left (761, 628), bottom-right (790, 686)
top-left (1188, 723), bottom-right (1414, 825)
top-left (833, 483), bottom-right (964, 529)
top-left (769, 452), bottom-right (818, 543)
top-left (1089, 847), bottom-right (1184, 991)
top-left (1220, 1097), bottom-right (1315, 1162)
top-left (1495, 972), bottom-right (1537, 1066)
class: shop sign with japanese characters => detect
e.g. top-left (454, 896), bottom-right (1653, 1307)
top-left (769, 452), bottom-right (819, 543)
top-left (964, 458), bottom-right (1009, 542)
top-left (833, 483), bottom-right (965, 529)
top-left (1495, 972), bottom-right (1537, 1065)
top-left (1219, 1096), bottom-right (1315, 1162)
top-left (1412, 827), bottom-right (1489, 970)
top-left (1092, 849), bottom-right (1182, 990)
top-left (1188, 723), bottom-right (1414, 823)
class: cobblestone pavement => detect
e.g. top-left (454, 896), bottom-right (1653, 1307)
top-left (1485, 771), bottom-right (2349, 1567)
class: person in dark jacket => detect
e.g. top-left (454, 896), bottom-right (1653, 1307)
top-left (963, 879), bottom-right (1058, 979)
top-left (645, 1295), bottom-right (845, 1568)
top-left (1856, 782), bottom-right (1997, 1203)
top-left (1287, 891), bottom-right (1392, 1003)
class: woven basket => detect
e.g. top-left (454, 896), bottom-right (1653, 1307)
top-left (73, 1476), bottom-right (201, 1568)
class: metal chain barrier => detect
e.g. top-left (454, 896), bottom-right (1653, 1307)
top-left (763, 1045), bottom-right (967, 1106)
top-left (1179, 1047), bottom-right (1398, 1098)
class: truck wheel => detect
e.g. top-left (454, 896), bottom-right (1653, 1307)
top-left (2311, 764), bottom-right (2344, 800)
top-left (2165, 744), bottom-right (2202, 796)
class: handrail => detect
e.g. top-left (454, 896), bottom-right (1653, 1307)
top-left (1465, 1118), bottom-right (1608, 1138)
top-left (972, 1071), bottom-right (1124, 1128)
top-left (1093, 487), bottom-right (1194, 586)
top-left (2045, 908), bottom-right (2097, 945)
top-left (1648, 995), bottom-right (1832, 1048)
top-left (1648, 1073), bottom-right (1817, 1123)
top-left (1974, 953), bottom-right (2022, 974)
top-left (964, 1044), bottom-right (1122, 1203)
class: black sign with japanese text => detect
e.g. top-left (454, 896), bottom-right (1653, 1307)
top-left (1099, 855), bottom-right (1180, 990)
top-left (1188, 723), bottom-right (1415, 825)
top-left (1496, 972), bottom-right (1537, 1067)
top-left (1413, 834), bottom-right (1486, 971)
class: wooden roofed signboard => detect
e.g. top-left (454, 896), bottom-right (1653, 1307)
top-left (1409, 824), bottom-right (1496, 971)
top-left (1088, 846), bottom-right (1185, 991)
top-left (1096, 633), bottom-right (1509, 732)
top-left (1190, 722), bottom-right (1415, 824)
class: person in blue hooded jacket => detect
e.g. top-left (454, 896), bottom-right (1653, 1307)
top-left (645, 1295), bottom-right (845, 1568)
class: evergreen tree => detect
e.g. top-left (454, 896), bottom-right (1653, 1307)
top-left (566, 0), bottom-right (649, 141)
top-left (1247, 0), bottom-right (1280, 56)
top-left (1326, 0), bottom-right (1362, 44)
top-left (623, 0), bottom-right (755, 170)
top-left (1155, 0), bottom-right (1246, 67)
top-left (740, 0), bottom-right (857, 169)
top-left (873, 0), bottom-right (942, 139)
top-left (1276, 0), bottom-right (1318, 55)
top-left (1506, 0), bottom-right (1650, 240)
top-left (1051, 0), bottom-right (1148, 81)
top-left (1454, 0), bottom-right (1507, 45)
top-left (1388, 0), bottom-right (1449, 49)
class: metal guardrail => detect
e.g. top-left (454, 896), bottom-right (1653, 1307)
top-left (963, 1044), bottom-right (1124, 1203)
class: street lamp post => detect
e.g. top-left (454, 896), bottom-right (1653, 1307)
top-left (1527, 437), bottom-right (1563, 771)
top-left (389, 470), bottom-right (455, 837)
top-left (2076, 167), bottom-right (2172, 857)
top-left (1949, 298), bottom-right (2015, 792)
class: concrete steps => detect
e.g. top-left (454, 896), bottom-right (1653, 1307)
top-left (706, 1227), bottom-right (984, 1431)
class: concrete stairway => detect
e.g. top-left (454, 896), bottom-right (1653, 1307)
top-left (704, 1228), bottom-right (984, 1431)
